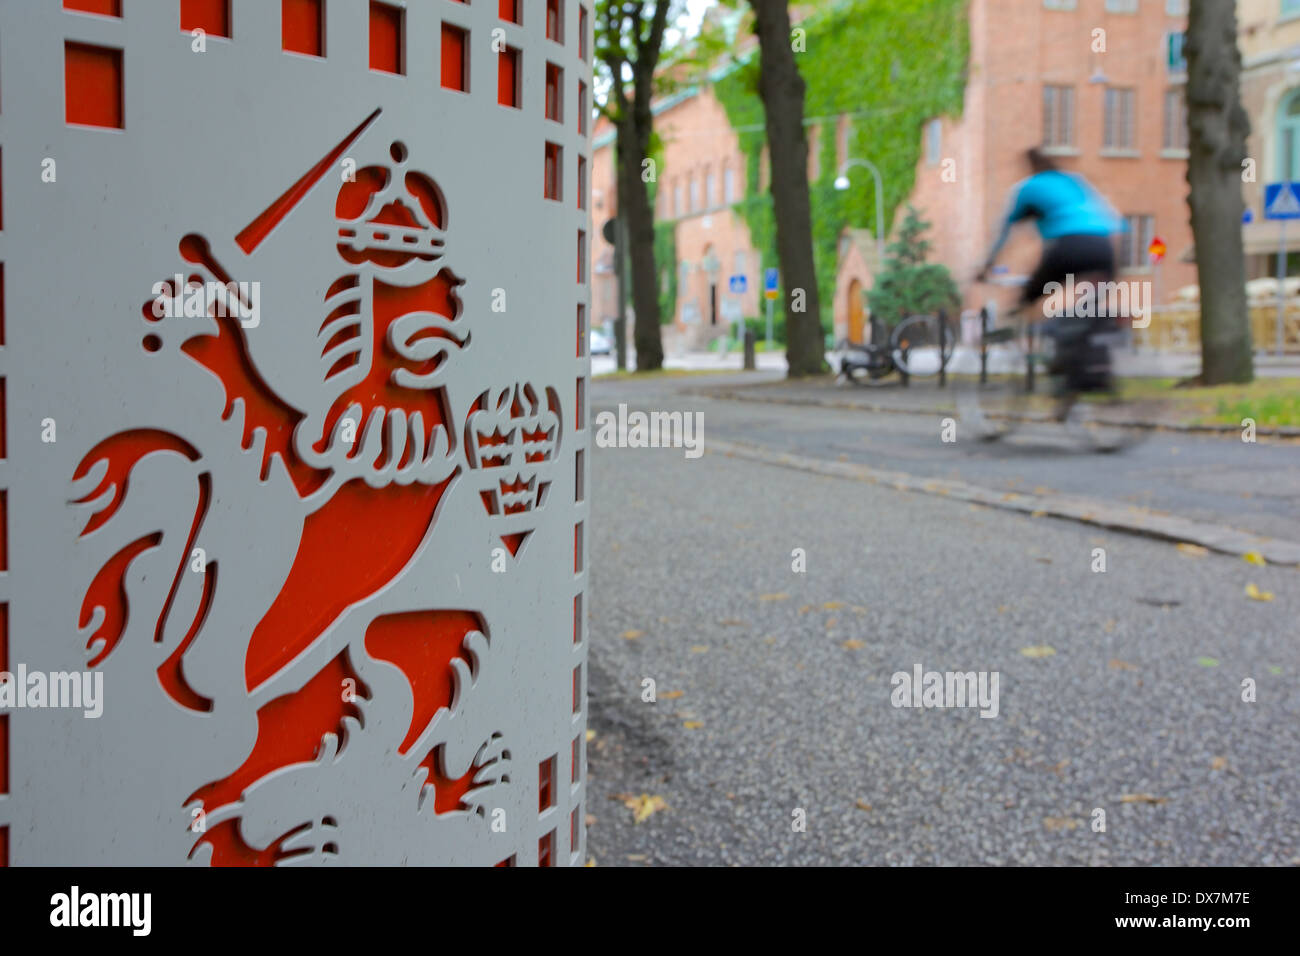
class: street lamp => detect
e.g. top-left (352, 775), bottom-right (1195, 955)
top-left (834, 157), bottom-right (885, 266)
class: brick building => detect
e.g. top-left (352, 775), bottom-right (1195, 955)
top-left (1238, 0), bottom-right (1300, 278)
top-left (591, 0), bottom-right (1194, 348)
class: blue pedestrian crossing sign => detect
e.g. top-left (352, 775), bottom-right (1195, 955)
top-left (728, 274), bottom-right (747, 294)
top-left (1264, 182), bottom-right (1300, 220)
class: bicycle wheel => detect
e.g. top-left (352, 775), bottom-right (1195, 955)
top-left (955, 314), bottom-right (1039, 441)
top-left (891, 313), bottom-right (957, 377)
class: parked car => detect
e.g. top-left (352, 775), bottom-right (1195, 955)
top-left (589, 329), bottom-right (612, 355)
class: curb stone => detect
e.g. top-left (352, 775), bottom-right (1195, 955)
top-left (707, 437), bottom-right (1300, 566)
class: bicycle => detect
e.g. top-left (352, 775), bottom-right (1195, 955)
top-left (836, 312), bottom-right (958, 385)
top-left (956, 274), bottom-right (1149, 452)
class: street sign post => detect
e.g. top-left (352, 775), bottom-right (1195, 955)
top-left (1264, 182), bottom-right (1300, 356)
top-left (763, 267), bottom-right (779, 350)
top-left (728, 274), bottom-right (747, 295)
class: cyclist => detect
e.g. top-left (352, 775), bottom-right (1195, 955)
top-left (976, 148), bottom-right (1123, 402)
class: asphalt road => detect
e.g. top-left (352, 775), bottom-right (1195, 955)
top-left (583, 374), bottom-right (1299, 866)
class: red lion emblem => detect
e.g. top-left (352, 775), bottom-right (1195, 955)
top-left (68, 115), bottom-right (558, 865)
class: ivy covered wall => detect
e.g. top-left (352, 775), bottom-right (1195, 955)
top-left (712, 0), bottom-right (969, 329)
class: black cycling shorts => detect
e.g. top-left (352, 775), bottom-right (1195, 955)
top-left (1022, 233), bottom-right (1117, 307)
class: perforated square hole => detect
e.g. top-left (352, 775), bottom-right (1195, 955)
top-left (538, 754), bottom-right (556, 812)
top-left (64, 0), bottom-right (121, 17)
top-left (180, 0), bottom-right (231, 37)
top-left (282, 0), bottom-right (324, 57)
top-left (544, 142), bottom-right (562, 201)
top-left (441, 23), bottom-right (468, 92)
top-left (64, 43), bottom-right (123, 129)
top-left (546, 0), bottom-right (563, 43)
top-left (369, 1), bottom-right (404, 74)
top-left (545, 63), bottom-right (563, 123)
top-left (497, 46), bottom-right (521, 108)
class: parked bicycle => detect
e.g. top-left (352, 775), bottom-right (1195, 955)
top-left (836, 313), bottom-right (958, 385)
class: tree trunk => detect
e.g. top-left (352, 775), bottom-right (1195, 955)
top-left (617, 113), bottom-right (664, 371)
top-left (1185, 0), bottom-right (1253, 384)
top-left (750, 0), bottom-right (824, 377)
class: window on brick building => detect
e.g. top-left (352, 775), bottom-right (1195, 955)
top-left (1278, 89), bottom-right (1300, 181)
top-left (1166, 31), bottom-right (1187, 74)
top-left (1166, 0), bottom-right (1188, 14)
top-left (1043, 85), bottom-right (1075, 148)
top-left (1118, 215), bottom-right (1155, 270)
top-left (1103, 87), bottom-right (1136, 151)
top-left (836, 115), bottom-right (851, 171)
top-left (1043, 0), bottom-right (1076, 9)
top-left (705, 169), bottom-right (715, 208)
top-left (689, 175), bottom-right (699, 212)
top-left (1105, 0), bottom-right (1137, 13)
top-left (925, 119), bottom-right (941, 166)
top-left (673, 181), bottom-right (682, 218)
top-left (724, 164), bottom-right (736, 203)
top-left (1162, 88), bottom-right (1188, 151)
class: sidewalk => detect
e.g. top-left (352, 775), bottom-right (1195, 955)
top-left (686, 354), bottom-right (1300, 436)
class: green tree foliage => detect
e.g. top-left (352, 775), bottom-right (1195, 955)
top-left (711, 0), bottom-right (968, 330)
top-left (866, 205), bottom-right (960, 325)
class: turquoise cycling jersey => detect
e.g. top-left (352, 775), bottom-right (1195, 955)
top-left (988, 170), bottom-right (1121, 260)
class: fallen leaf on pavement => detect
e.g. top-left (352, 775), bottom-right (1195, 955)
top-left (822, 601), bottom-right (846, 610)
top-left (690, 645), bottom-right (709, 654)
top-left (1243, 551), bottom-right (1267, 567)
top-left (1210, 757), bottom-right (1228, 771)
top-left (620, 629), bottom-right (644, 640)
top-left (586, 729), bottom-right (596, 742)
top-left (824, 617), bottom-right (838, 629)
top-left (682, 721), bottom-right (703, 730)
top-left (718, 618), bottom-right (745, 626)
top-left (1245, 583), bottom-right (1275, 602)
top-left (585, 814), bottom-right (597, 826)
top-left (585, 858), bottom-right (597, 867)
top-left (1108, 658), bottom-right (1138, 671)
top-left (622, 794), bottom-right (668, 823)
top-left (1020, 645), bottom-right (1057, 658)
top-left (1043, 816), bottom-right (1080, 832)
top-left (1030, 510), bottom-right (1047, 518)
top-left (660, 690), bottom-right (684, 700)
top-left (842, 639), bottom-right (865, 650)
top-left (1176, 542), bottom-right (1209, 557)
top-left (798, 604), bottom-right (814, 614)
top-left (1197, 656), bottom-right (1220, 668)
top-left (855, 800), bottom-right (872, 812)
top-left (1268, 665), bottom-right (1283, 675)
top-left (1119, 793), bottom-right (1168, 805)
top-left (759, 593), bottom-right (789, 602)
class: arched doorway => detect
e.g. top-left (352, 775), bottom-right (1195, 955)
top-left (847, 279), bottom-right (865, 344)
